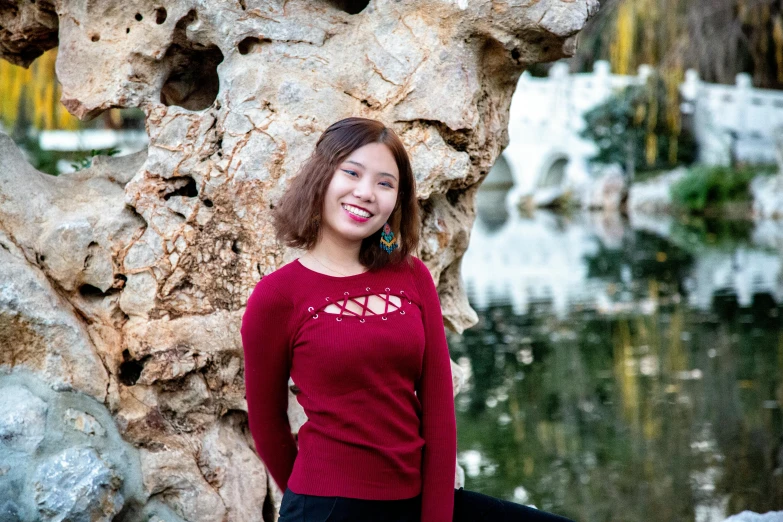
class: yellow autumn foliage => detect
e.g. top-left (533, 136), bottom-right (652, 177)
top-left (606, 0), bottom-right (696, 167)
top-left (0, 48), bottom-right (80, 131)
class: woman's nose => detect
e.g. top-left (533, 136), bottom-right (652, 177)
top-left (353, 180), bottom-right (375, 201)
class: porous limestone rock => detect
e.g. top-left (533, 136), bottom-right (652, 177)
top-left (0, 370), bottom-right (145, 522)
top-left (0, 0), bottom-right (598, 519)
top-left (32, 447), bottom-right (125, 522)
top-left (0, 0), bottom-right (58, 67)
top-left (0, 385), bottom-right (47, 455)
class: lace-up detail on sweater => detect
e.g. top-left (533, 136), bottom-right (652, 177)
top-left (308, 288), bottom-right (412, 321)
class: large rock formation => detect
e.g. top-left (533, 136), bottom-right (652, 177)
top-left (0, 1), bottom-right (598, 520)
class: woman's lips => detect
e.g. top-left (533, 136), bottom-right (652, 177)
top-left (342, 205), bottom-right (371, 223)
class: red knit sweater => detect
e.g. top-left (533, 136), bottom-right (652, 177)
top-left (241, 254), bottom-right (456, 522)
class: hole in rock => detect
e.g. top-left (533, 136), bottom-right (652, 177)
top-left (238, 0), bottom-right (247, 9)
top-left (126, 27), bottom-right (130, 33)
top-left (79, 282), bottom-right (122, 298)
top-left (203, 199), bottom-right (214, 207)
top-left (155, 7), bottom-right (167, 24)
top-left (231, 240), bottom-right (241, 254)
top-left (135, 12), bottom-right (143, 21)
top-left (79, 284), bottom-right (105, 297)
top-left (238, 36), bottom-right (269, 55)
top-left (446, 187), bottom-right (463, 206)
top-left (160, 11), bottom-right (224, 111)
top-left (324, 0), bottom-right (370, 14)
top-left (119, 350), bottom-right (148, 386)
top-left (163, 176), bottom-right (198, 200)
top-left (91, 34), bottom-right (100, 42)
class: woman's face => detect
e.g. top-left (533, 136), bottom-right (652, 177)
top-left (321, 142), bottom-right (400, 244)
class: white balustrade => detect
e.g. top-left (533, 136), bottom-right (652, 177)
top-left (497, 60), bottom-right (783, 211)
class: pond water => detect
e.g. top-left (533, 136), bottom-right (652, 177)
top-left (450, 191), bottom-right (783, 521)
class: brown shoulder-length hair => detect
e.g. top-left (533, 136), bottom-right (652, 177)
top-left (272, 117), bottom-right (420, 272)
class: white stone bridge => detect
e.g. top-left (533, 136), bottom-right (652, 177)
top-left (489, 60), bottom-right (783, 211)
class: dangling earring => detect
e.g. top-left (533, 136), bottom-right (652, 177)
top-left (380, 221), bottom-right (399, 253)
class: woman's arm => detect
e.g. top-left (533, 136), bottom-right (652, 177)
top-left (413, 257), bottom-right (457, 522)
top-left (241, 278), bottom-right (299, 493)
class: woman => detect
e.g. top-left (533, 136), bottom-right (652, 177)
top-left (240, 117), bottom-right (575, 522)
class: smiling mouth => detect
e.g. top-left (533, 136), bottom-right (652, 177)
top-left (342, 204), bottom-right (374, 218)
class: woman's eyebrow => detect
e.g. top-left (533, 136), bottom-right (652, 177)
top-left (345, 160), bottom-right (398, 181)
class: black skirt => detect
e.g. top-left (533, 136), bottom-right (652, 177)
top-left (278, 486), bottom-right (576, 522)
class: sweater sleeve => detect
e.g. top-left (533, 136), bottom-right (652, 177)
top-left (240, 277), bottom-right (299, 493)
top-left (412, 257), bottom-right (457, 522)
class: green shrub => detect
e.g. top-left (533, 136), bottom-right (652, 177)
top-left (71, 147), bottom-right (120, 171)
top-left (670, 164), bottom-right (773, 212)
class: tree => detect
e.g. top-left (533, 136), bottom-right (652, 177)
top-left (572, 0), bottom-right (783, 90)
top-left (579, 72), bottom-right (698, 179)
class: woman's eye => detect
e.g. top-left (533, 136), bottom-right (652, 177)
top-left (381, 182), bottom-right (394, 188)
top-left (343, 169), bottom-right (358, 177)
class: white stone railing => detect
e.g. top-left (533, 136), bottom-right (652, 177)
top-left (681, 69), bottom-right (783, 165)
top-left (497, 60), bottom-right (783, 209)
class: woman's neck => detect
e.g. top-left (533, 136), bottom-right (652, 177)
top-left (306, 235), bottom-right (365, 274)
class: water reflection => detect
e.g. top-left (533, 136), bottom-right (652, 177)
top-left (453, 197), bottom-right (783, 521)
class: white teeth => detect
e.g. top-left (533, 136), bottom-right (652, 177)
top-left (342, 204), bottom-right (371, 218)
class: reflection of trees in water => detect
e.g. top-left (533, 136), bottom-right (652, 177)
top-left (668, 217), bottom-right (756, 253)
top-left (707, 292), bottom-right (783, 513)
top-left (584, 229), bottom-right (694, 298)
top-left (451, 290), bottom-right (782, 521)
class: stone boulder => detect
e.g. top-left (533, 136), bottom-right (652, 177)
top-left (0, 0), bottom-right (598, 519)
top-left (627, 167), bottom-right (687, 215)
top-left (581, 166), bottom-right (627, 211)
top-left (0, 371), bottom-right (146, 522)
